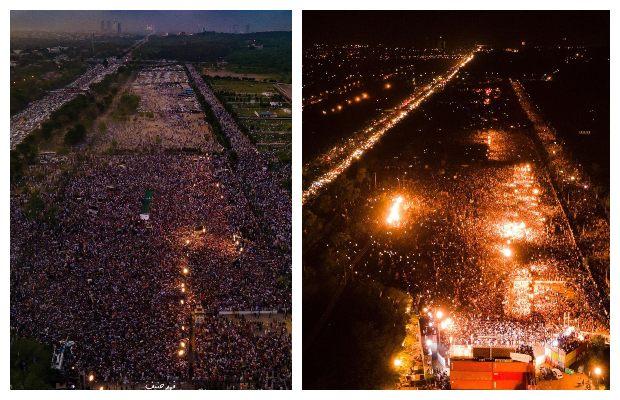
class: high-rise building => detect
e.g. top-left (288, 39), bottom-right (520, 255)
top-left (106, 20), bottom-right (112, 32)
top-left (117, 22), bottom-right (121, 34)
top-left (100, 20), bottom-right (105, 32)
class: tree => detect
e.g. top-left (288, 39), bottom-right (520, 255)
top-left (24, 190), bottom-right (46, 220)
top-left (10, 337), bottom-right (57, 389)
top-left (64, 124), bottom-right (86, 145)
top-left (10, 151), bottom-right (25, 182)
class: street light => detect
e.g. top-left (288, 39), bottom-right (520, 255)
top-left (393, 358), bottom-right (403, 368)
top-left (501, 246), bottom-right (513, 258)
top-left (593, 366), bottom-right (603, 390)
top-left (440, 318), bottom-right (453, 330)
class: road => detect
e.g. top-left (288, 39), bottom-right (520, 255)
top-left (302, 51), bottom-right (476, 204)
top-left (304, 56), bottom-right (609, 353)
top-left (10, 36), bottom-right (148, 150)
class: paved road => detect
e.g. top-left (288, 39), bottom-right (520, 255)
top-left (10, 37), bottom-right (148, 150)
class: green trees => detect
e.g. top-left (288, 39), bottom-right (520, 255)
top-left (21, 189), bottom-right (58, 225)
top-left (64, 123), bottom-right (86, 145)
top-left (303, 276), bottom-right (409, 389)
top-left (303, 170), bottom-right (410, 389)
top-left (136, 32), bottom-right (291, 83)
top-left (114, 92), bottom-right (140, 118)
top-left (11, 66), bottom-right (135, 184)
top-left (11, 136), bottom-right (38, 183)
top-left (10, 337), bottom-right (58, 389)
top-left (185, 68), bottom-right (229, 150)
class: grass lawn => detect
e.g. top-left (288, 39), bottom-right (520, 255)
top-left (210, 79), bottom-right (277, 94)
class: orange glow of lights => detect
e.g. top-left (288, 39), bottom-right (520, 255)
top-left (440, 317), bottom-right (453, 330)
top-left (386, 196), bottom-right (404, 226)
top-left (501, 247), bottom-right (513, 258)
top-left (501, 221), bottom-right (527, 239)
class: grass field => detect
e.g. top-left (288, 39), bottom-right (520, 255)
top-left (202, 67), bottom-right (280, 82)
top-left (206, 76), bottom-right (291, 188)
top-left (209, 79), bottom-right (278, 94)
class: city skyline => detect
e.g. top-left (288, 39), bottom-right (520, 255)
top-left (11, 10), bottom-right (292, 34)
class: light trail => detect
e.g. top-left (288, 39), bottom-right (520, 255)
top-left (303, 51), bottom-right (476, 204)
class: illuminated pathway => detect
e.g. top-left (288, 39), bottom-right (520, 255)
top-left (511, 79), bottom-right (609, 317)
top-left (302, 51), bottom-right (476, 204)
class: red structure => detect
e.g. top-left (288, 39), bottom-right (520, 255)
top-left (450, 359), bottom-right (534, 390)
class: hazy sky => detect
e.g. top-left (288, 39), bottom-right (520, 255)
top-left (11, 10), bottom-right (292, 34)
top-left (304, 11), bottom-right (609, 47)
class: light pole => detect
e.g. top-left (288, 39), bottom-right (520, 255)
top-left (434, 310), bottom-right (443, 350)
top-left (593, 366), bottom-right (602, 390)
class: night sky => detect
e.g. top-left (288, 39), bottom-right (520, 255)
top-left (303, 11), bottom-right (609, 48)
top-left (11, 10), bottom-right (292, 34)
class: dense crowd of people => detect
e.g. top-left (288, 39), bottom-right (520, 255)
top-left (193, 316), bottom-right (291, 389)
top-left (11, 62), bottom-right (291, 389)
top-left (187, 64), bottom-right (291, 250)
top-left (320, 76), bottom-right (608, 358)
top-left (512, 80), bottom-right (609, 313)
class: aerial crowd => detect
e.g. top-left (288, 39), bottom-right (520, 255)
top-left (11, 62), bottom-right (291, 389)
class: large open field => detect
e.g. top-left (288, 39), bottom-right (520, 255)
top-left (91, 65), bottom-right (219, 153)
